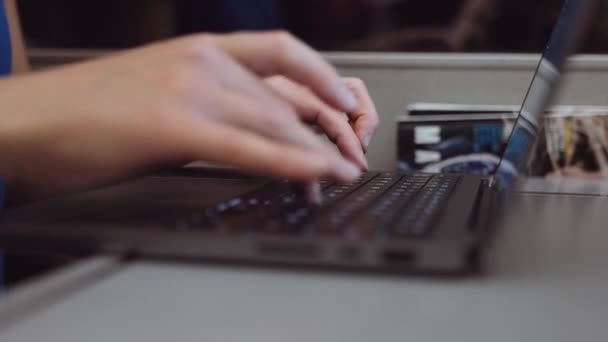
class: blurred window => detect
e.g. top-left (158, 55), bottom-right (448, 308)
top-left (17, 0), bottom-right (608, 53)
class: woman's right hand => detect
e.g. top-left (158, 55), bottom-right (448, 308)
top-left (0, 32), bottom-right (366, 203)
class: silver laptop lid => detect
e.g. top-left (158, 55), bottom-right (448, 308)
top-left (494, 0), bottom-right (597, 188)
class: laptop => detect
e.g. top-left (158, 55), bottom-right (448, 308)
top-left (0, 0), bottom-right (597, 275)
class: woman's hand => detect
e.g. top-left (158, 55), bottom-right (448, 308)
top-left (0, 32), bottom-right (378, 203)
top-left (264, 75), bottom-right (379, 203)
top-left (265, 75), bottom-right (379, 170)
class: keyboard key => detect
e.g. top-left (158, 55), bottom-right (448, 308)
top-left (314, 174), bottom-right (402, 236)
top-left (390, 175), bottom-right (459, 238)
top-left (185, 172), bottom-right (460, 241)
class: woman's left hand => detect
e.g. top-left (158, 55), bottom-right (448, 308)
top-left (265, 75), bottom-right (379, 203)
top-left (265, 76), bottom-right (379, 171)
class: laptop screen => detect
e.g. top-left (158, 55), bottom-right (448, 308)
top-left (495, 0), bottom-right (597, 188)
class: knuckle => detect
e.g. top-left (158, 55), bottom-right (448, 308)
top-left (269, 30), bottom-right (295, 42)
top-left (367, 112), bottom-right (380, 127)
top-left (330, 130), bottom-right (348, 144)
top-left (325, 111), bottom-right (349, 127)
top-left (265, 75), bottom-right (288, 88)
top-left (373, 113), bottom-right (381, 124)
top-left (268, 30), bottom-right (298, 55)
top-left (371, 118), bottom-right (380, 130)
top-left (369, 118), bottom-right (380, 131)
top-left (262, 111), bottom-right (294, 132)
top-left (175, 35), bottom-right (220, 64)
top-left (345, 77), bottom-right (366, 89)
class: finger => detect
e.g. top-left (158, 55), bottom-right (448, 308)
top-left (294, 181), bottom-right (323, 205)
top-left (305, 181), bottom-right (323, 205)
top-left (318, 111), bottom-right (369, 171)
top-left (265, 76), bottom-right (368, 171)
top-left (201, 32), bottom-right (358, 113)
top-left (198, 80), bottom-right (358, 174)
top-left (172, 117), bottom-right (361, 183)
top-left (343, 77), bottom-right (380, 151)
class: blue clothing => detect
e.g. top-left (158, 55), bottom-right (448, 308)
top-left (0, 0), bottom-right (11, 75)
top-left (0, 0), bottom-right (9, 213)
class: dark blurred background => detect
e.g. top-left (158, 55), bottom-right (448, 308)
top-left (16, 0), bottom-right (608, 53)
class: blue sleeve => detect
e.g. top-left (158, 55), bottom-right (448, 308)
top-left (0, 0), bottom-right (12, 76)
top-left (0, 0), bottom-right (11, 212)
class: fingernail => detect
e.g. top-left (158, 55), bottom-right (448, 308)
top-left (339, 160), bottom-right (362, 182)
top-left (362, 157), bottom-right (369, 172)
top-left (363, 132), bottom-right (373, 149)
top-left (357, 148), bottom-right (369, 171)
top-left (339, 85), bottom-right (358, 111)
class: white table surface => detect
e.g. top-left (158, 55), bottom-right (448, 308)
top-left (1, 180), bottom-right (608, 342)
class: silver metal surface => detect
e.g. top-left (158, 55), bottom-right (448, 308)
top-left (0, 257), bottom-right (123, 333)
top-left (517, 177), bottom-right (608, 196)
top-left (327, 52), bottom-right (608, 70)
top-left (1, 180), bottom-right (607, 342)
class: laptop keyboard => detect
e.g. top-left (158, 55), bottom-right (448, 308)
top-left (175, 172), bottom-right (461, 240)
